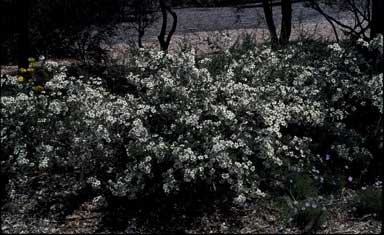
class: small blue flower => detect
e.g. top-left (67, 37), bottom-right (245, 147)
top-left (277, 225), bottom-right (284, 234)
top-left (325, 154), bottom-right (331, 161)
top-left (348, 176), bottom-right (353, 182)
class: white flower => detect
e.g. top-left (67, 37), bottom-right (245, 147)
top-left (221, 173), bottom-right (230, 179)
top-left (39, 157), bottom-right (49, 169)
top-left (129, 119), bottom-right (148, 141)
top-left (233, 194), bottom-right (246, 204)
top-left (87, 177), bottom-right (101, 189)
top-left (328, 43), bottom-right (343, 52)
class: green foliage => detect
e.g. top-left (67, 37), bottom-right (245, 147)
top-left (319, 174), bottom-right (346, 195)
top-left (273, 196), bottom-right (293, 224)
top-left (229, 33), bottom-right (258, 56)
top-left (202, 51), bottom-right (232, 76)
top-left (201, 32), bottom-right (258, 77)
top-left (285, 39), bottom-right (331, 66)
top-left (289, 174), bottom-right (318, 200)
top-left (293, 206), bottom-right (325, 231)
top-left (353, 187), bottom-right (383, 218)
top-left (1, 36), bottom-right (383, 227)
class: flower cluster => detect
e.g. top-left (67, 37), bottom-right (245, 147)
top-left (1, 37), bottom-right (382, 215)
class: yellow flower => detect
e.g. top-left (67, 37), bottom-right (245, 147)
top-left (28, 57), bottom-right (36, 63)
top-left (19, 68), bottom-right (27, 73)
top-left (27, 67), bottom-right (34, 72)
top-left (17, 76), bottom-right (24, 82)
top-left (32, 85), bottom-right (44, 92)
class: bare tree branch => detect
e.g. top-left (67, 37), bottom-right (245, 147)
top-left (309, 0), bottom-right (370, 40)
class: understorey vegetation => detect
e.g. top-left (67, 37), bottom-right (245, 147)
top-left (1, 34), bottom-right (383, 233)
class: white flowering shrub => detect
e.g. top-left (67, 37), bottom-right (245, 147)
top-left (1, 72), bottom-right (138, 215)
top-left (1, 37), bottom-right (382, 218)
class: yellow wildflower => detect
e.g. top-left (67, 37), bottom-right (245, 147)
top-left (19, 68), bottom-right (27, 73)
top-left (32, 85), bottom-right (44, 92)
top-left (17, 76), bottom-right (24, 82)
top-left (27, 67), bottom-right (34, 72)
top-left (28, 57), bottom-right (36, 63)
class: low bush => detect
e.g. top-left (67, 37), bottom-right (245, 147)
top-left (352, 186), bottom-right (382, 218)
top-left (293, 206), bottom-right (325, 232)
top-left (1, 36), bottom-right (382, 225)
top-left (288, 173), bottom-right (318, 200)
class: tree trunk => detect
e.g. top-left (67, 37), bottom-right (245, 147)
top-left (158, 0), bottom-right (168, 50)
top-left (165, 7), bottom-right (177, 49)
top-left (262, 0), bottom-right (278, 48)
top-left (371, 0), bottom-right (384, 39)
top-left (279, 0), bottom-right (292, 46)
top-left (138, 29), bottom-right (144, 48)
top-left (16, 0), bottom-right (30, 69)
top-left (158, 0), bottom-right (177, 51)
